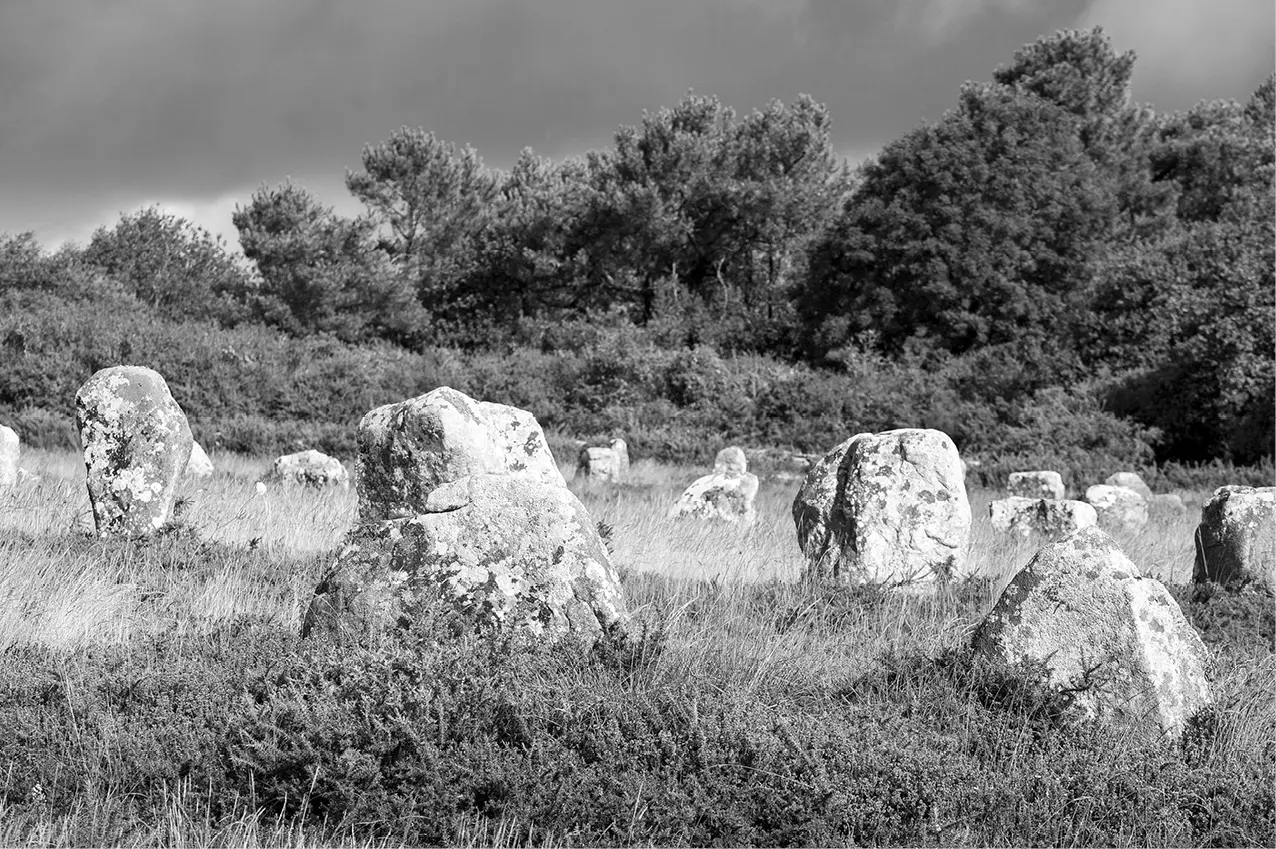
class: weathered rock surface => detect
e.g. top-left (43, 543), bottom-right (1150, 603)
top-left (1105, 471), bottom-right (1154, 501)
top-left (989, 497), bottom-right (1097, 539)
top-left (793, 428), bottom-right (970, 587)
top-left (185, 441), bottom-right (214, 479)
top-left (0, 424), bottom-right (17, 488)
top-left (75, 366), bottom-right (193, 537)
top-left (1086, 484), bottom-right (1149, 532)
top-left (1193, 486), bottom-right (1276, 594)
top-left (973, 527), bottom-right (1213, 738)
top-left (269, 450), bottom-right (349, 488)
top-left (303, 474), bottom-right (629, 643)
top-left (669, 471), bottom-right (759, 524)
top-left (714, 446), bottom-right (748, 476)
top-left (577, 438), bottom-right (629, 483)
top-left (356, 387), bottom-right (564, 521)
top-left (1007, 470), bottom-right (1065, 500)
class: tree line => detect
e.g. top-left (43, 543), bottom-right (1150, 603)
top-left (3, 27), bottom-right (1273, 468)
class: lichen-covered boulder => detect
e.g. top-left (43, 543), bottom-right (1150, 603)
top-left (0, 424), bottom-right (17, 488)
top-left (1193, 486), bottom-right (1276, 594)
top-left (714, 446), bottom-right (748, 476)
top-left (355, 387), bottom-right (564, 521)
top-left (973, 527), bottom-right (1212, 738)
top-left (577, 445), bottom-right (622, 483)
top-left (185, 441), bottom-right (214, 479)
top-left (1086, 484), bottom-right (1149, 532)
top-left (793, 428), bottom-right (970, 587)
top-left (669, 471), bottom-right (759, 525)
top-left (1007, 471), bottom-right (1065, 500)
top-left (303, 474), bottom-right (629, 644)
top-left (269, 450), bottom-right (348, 488)
top-left (1105, 472), bottom-right (1154, 501)
top-left (75, 366), bottom-right (193, 537)
top-left (989, 497), bottom-right (1097, 539)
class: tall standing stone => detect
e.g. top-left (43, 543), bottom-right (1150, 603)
top-left (794, 428), bottom-right (971, 587)
top-left (973, 527), bottom-right (1213, 738)
top-left (76, 366), bottom-right (192, 537)
top-left (356, 387), bottom-right (564, 521)
top-left (1193, 486), bottom-right (1276, 594)
top-left (0, 424), bottom-right (17, 488)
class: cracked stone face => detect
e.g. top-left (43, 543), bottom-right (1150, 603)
top-left (793, 428), bottom-right (970, 587)
top-left (355, 387), bottom-right (564, 521)
top-left (973, 526), bottom-right (1213, 739)
top-left (75, 366), bottom-right (192, 537)
top-left (303, 473), bottom-right (629, 644)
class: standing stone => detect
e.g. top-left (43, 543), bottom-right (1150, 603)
top-left (0, 424), bottom-right (17, 488)
top-left (76, 366), bottom-right (193, 537)
top-left (793, 428), bottom-right (970, 587)
top-left (304, 474), bottom-right (629, 644)
top-left (1193, 486), bottom-right (1276, 594)
top-left (973, 527), bottom-right (1213, 738)
top-left (185, 441), bottom-right (214, 479)
top-left (577, 445), bottom-right (621, 483)
top-left (1007, 470), bottom-right (1065, 500)
top-left (1105, 472), bottom-right (1154, 501)
top-left (610, 438), bottom-right (630, 479)
top-left (1086, 484), bottom-right (1149, 532)
top-left (669, 470), bottom-right (759, 525)
top-left (989, 497), bottom-right (1097, 539)
top-left (356, 387), bottom-right (564, 521)
top-left (270, 450), bottom-right (349, 488)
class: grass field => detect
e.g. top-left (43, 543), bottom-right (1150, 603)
top-left (0, 447), bottom-right (1271, 847)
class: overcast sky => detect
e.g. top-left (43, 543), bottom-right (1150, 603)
top-left (2, 0), bottom-right (1272, 252)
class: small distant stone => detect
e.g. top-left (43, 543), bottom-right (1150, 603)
top-left (1007, 470), bottom-right (1065, 501)
top-left (269, 450), bottom-right (349, 488)
top-left (669, 470), bottom-right (759, 525)
top-left (255, 481), bottom-right (267, 496)
top-left (577, 438), bottom-right (629, 484)
top-left (1193, 485), bottom-right (1275, 594)
top-left (185, 441), bottom-right (214, 479)
top-left (75, 365), bottom-right (193, 537)
top-left (990, 497), bottom-right (1097, 539)
top-left (973, 526), bottom-right (1213, 739)
top-left (713, 446), bottom-right (748, 476)
top-left (1086, 484), bottom-right (1149, 532)
top-left (1104, 472), bottom-right (1154, 501)
top-left (0, 424), bottom-right (18, 488)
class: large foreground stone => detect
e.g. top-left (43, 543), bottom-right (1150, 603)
top-left (793, 428), bottom-right (970, 587)
top-left (75, 366), bottom-right (193, 537)
top-left (269, 450), bottom-right (349, 488)
top-left (1086, 484), bottom-right (1148, 532)
top-left (356, 387), bottom-right (564, 520)
top-left (669, 471), bottom-right (759, 524)
top-left (973, 527), bottom-right (1212, 738)
top-left (1193, 486), bottom-right (1276, 594)
top-left (989, 497), bottom-right (1097, 539)
top-left (0, 424), bottom-right (17, 488)
top-left (303, 474), bottom-right (629, 643)
top-left (1007, 471), bottom-right (1065, 500)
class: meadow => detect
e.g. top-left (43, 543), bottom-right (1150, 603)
top-left (0, 447), bottom-right (1271, 847)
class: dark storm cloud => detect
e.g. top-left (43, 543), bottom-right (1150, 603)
top-left (1, 0), bottom-right (1270, 248)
